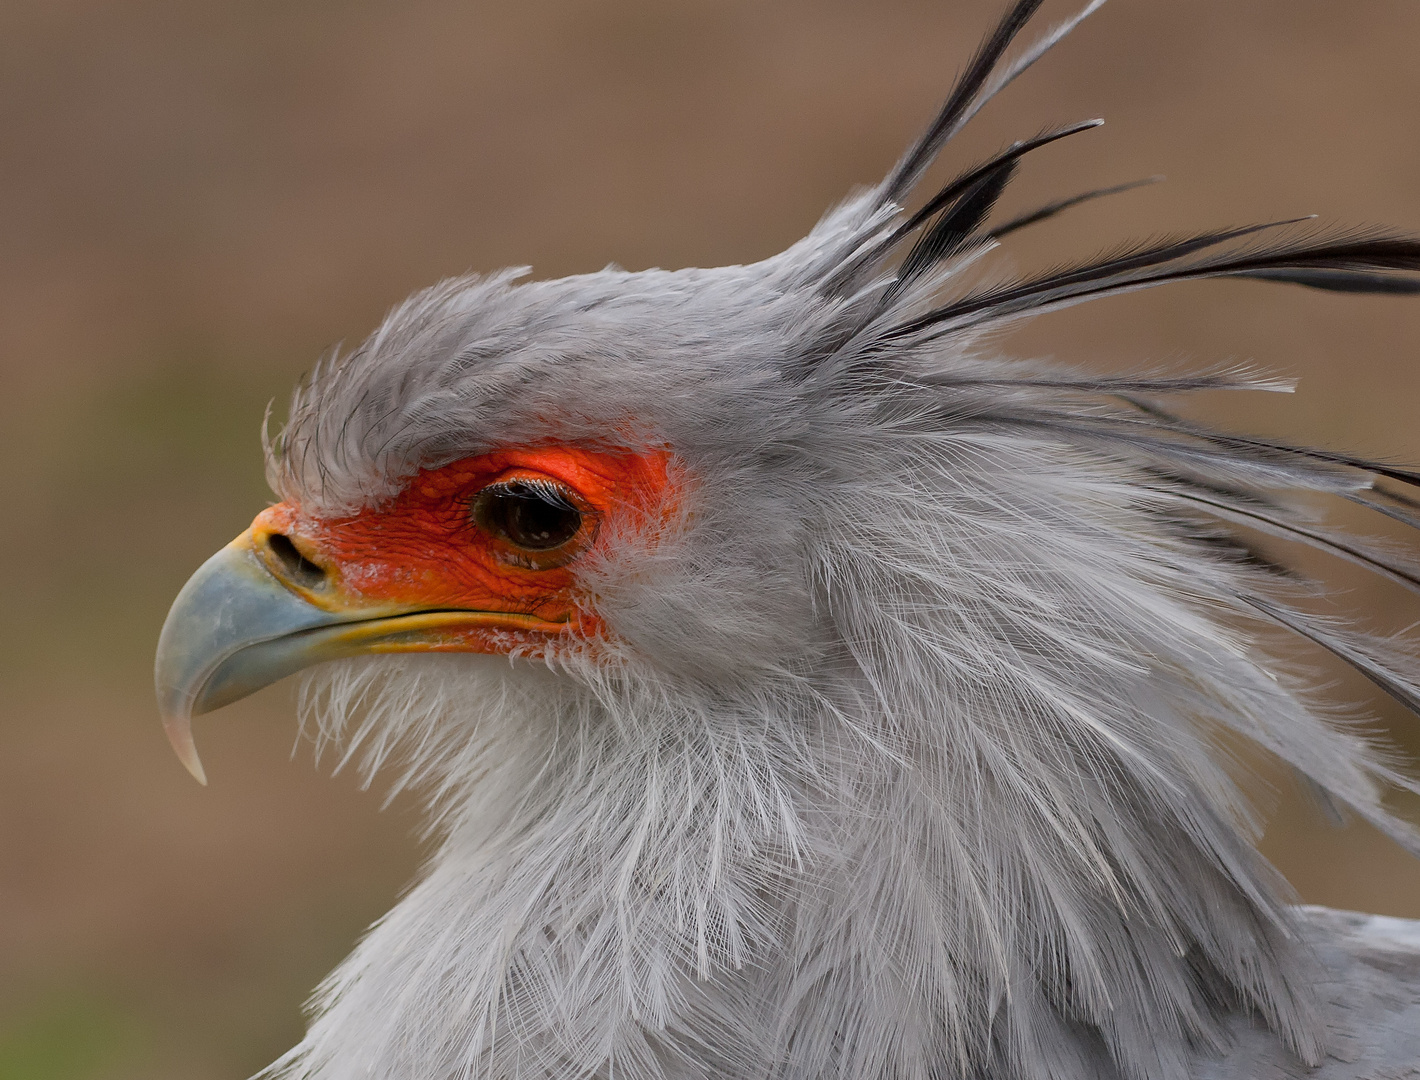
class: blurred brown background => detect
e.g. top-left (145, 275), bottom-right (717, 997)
top-left (1, 1), bottom-right (1418, 1077)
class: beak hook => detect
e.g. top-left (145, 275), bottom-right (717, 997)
top-left (154, 533), bottom-right (346, 785)
top-left (163, 714), bottom-right (208, 786)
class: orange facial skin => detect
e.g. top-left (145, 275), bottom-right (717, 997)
top-left (248, 446), bottom-right (676, 658)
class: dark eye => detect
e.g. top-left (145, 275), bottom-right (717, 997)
top-left (471, 481), bottom-right (584, 556)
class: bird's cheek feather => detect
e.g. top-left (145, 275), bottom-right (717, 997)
top-left (154, 444), bottom-right (678, 782)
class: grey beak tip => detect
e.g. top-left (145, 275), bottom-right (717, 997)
top-left (154, 537), bottom-right (343, 781)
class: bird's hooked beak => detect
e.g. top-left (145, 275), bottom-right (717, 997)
top-left (155, 530), bottom-right (342, 785)
top-left (154, 509), bottom-right (573, 785)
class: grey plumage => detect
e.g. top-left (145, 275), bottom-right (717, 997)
top-left (1193, 908), bottom-right (1420, 1079)
top-left (161, 3), bottom-right (1420, 1078)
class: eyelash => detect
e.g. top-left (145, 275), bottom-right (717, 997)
top-left (482, 477), bottom-right (577, 509)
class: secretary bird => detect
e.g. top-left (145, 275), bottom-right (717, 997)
top-left (155, 2), bottom-right (1420, 1078)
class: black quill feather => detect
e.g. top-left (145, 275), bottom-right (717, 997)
top-left (881, 229), bottom-right (1420, 340)
top-left (879, 0), bottom-right (1046, 207)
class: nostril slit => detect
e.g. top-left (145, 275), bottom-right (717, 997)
top-left (266, 533), bottom-right (327, 588)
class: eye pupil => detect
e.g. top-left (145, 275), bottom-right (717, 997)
top-left (472, 482), bottom-right (583, 552)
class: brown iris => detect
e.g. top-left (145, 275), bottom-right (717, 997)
top-left (471, 480), bottom-right (586, 566)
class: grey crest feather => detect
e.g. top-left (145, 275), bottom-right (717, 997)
top-left (257, 3), bottom-right (1420, 1079)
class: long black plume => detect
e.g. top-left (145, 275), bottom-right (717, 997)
top-left (881, 228), bottom-right (1420, 340)
top-left (1231, 267), bottom-right (1420, 294)
top-left (825, 121), bottom-right (1103, 298)
top-left (986, 176), bottom-right (1164, 241)
top-left (1243, 596), bottom-right (1420, 720)
top-left (993, 408), bottom-right (1420, 494)
top-left (1161, 487), bottom-right (1420, 596)
top-left (1110, 412), bottom-right (1420, 493)
top-left (882, 162), bottom-right (1017, 305)
top-left (879, 0), bottom-right (1046, 208)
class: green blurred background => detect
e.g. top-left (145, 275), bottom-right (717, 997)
top-left (1, 1), bottom-right (1418, 1076)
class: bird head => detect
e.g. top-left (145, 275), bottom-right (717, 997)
top-left (155, 252), bottom-right (876, 786)
top-left (153, 4), bottom-right (1420, 1079)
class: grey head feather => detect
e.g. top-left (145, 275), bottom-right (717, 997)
top-left (260, 3), bottom-right (1420, 1079)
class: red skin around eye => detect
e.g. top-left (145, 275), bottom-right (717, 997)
top-left (249, 446), bottom-right (675, 652)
